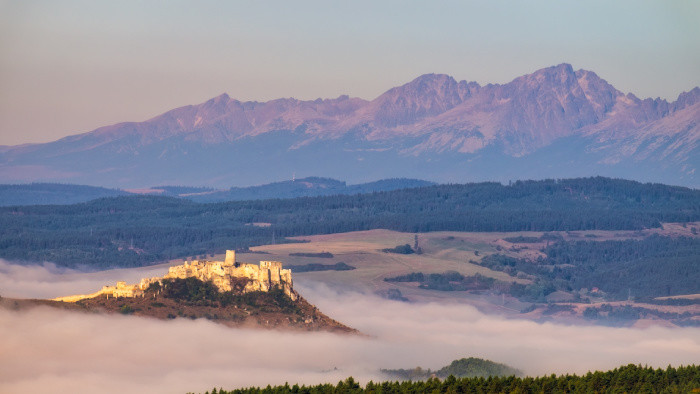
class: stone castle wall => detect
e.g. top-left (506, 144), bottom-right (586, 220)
top-left (53, 250), bottom-right (297, 302)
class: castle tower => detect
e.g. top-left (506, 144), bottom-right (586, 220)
top-left (225, 250), bottom-right (236, 265)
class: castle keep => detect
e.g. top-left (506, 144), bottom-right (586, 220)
top-left (54, 250), bottom-right (297, 302)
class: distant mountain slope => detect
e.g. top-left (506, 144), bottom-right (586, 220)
top-left (1, 64), bottom-right (697, 188)
top-left (0, 183), bottom-right (127, 206)
top-left (0, 177), bottom-right (433, 206)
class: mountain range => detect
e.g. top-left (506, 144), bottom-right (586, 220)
top-left (1, 63), bottom-right (698, 188)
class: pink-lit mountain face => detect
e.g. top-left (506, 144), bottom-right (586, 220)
top-left (1, 64), bottom-right (698, 188)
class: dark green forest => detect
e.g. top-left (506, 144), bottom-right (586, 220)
top-left (198, 364), bottom-right (700, 394)
top-left (286, 262), bottom-right (356, 273)
top-left (289, 252), bottom-right (335, 258)
top-left (381, 357), bottom-right (521, 380)
top-left (385, 272), bottom-right (495, 291)
top-left (1, 177), bottom-right (698, 269)
top-left (477, 235), bottom-right (700, 301)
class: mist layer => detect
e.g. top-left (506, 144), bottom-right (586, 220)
top-left (0, 261), bottom-right (698, 394)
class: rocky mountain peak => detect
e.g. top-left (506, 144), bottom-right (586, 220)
top-left (673, 87), bottom-right (700, 112)
top-left (518, 63), bottom-right (577, 86)
top-left (487, 64), bottom-right (605, 151)
top-left (368, 73), bottom-right (471, 127)
top-left (574, 69), bottom-right (621, 118)
top-left (1, 64), bottom-right (697, 188)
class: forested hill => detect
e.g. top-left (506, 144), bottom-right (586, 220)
top-left (0, 178), bottom-right (433, 206)
top-left (0, 177), bottom-right (698, 268)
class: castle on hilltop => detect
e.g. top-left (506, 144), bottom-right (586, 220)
top-left (54, 250), bottom-right (297, 302)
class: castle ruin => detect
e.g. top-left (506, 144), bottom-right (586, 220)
top-left (54, 250), bottom-right (297, 302)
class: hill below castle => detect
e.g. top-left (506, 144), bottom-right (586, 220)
top-left (0, 281), bottom-right (355, 333)
top-left (2, 252), bottom-right (356, 333)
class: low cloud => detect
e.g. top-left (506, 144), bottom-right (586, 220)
top-left (0, 261), bottom-right (698, 394)
top-left (0, 259), bottom-right (169, 299)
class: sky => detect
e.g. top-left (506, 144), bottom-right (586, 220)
top-left (0, 0), bottom-right (699, 146)
top-left (1, 259), bottom-right (699, 394)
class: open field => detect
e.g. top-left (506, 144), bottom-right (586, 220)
top-left (228, 225), bottom-right (700, 323)
top-left (235, 230), bottom-right (532, 314)
top-left (16, 224), bottom-right (693, 325)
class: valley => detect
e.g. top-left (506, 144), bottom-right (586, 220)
top-left (3, 223), bottom-right (696, 331)
top-left (1, 177), bottom-right (697, 327)
top-left (235, 226), bottom-right (700, 327)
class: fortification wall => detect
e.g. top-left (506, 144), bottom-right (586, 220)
top-left (54, 250), bottom-right (297, 302)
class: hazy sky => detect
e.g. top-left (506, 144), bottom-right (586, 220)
top-left (1, 0), bottom-right (699, 146)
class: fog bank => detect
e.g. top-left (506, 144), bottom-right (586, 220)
top-left (0, 259), bottom-right (170, 299)
top-left (0, 261), bottom-right (698, 394)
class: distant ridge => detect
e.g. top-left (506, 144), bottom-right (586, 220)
top-left (0, 183), bottom-right (127, 206)
top-left (0, 177), bottom-right (434, 206)
top-left (188, 177), bottom-right (434, 203)
top-left (1, 64), bottom-right (698, 187)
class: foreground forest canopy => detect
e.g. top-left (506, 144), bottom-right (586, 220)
top-left (198, 364), bottom-right (700, 394)
top-left (0, 177), bottom-right (698, 268)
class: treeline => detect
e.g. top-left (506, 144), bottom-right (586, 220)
top-left (385, 272), bottom-right (495, 291)
top-left (1, 177), bottom-right (698, 268)
top-left (583, 304), bottom-right (697, 326)
top-left (286, 262), bottom-right (355, 273)
top-left (289, 252), bottom-right (334, 258)
top-left (200, 364), bottom-right (700, 394)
